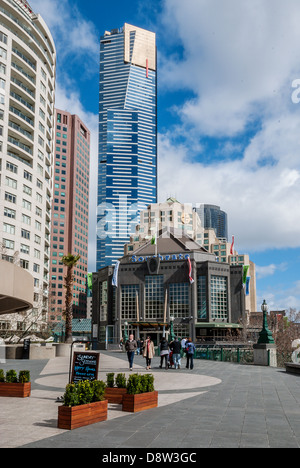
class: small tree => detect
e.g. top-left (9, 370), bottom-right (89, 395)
top-left (61, 254), bottom-right (80, 343)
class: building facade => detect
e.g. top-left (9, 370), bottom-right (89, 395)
top-left (92, 230), bottom-right (246, 349)
top-left (97, 23), bottom-right (157, 271)
top-left (195, 204), bottom-right (228, 241)
top-left (48, 109), bottom-right (90, 325)
top-left (0, 0), bottom-right (56, 334)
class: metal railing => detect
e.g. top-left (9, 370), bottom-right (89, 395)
top-left (194, 346), bottom-right (254, 364)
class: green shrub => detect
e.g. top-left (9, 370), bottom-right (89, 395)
top-left (63, 379), bottom-right (106, 407)
top-left (92, 380), bottom-right (106, 402)
top-left (63, 383), bottom-right (80, 407)
top-left (127, 373), bottom-right (142, 395)
top-left (115, 373), bottom-right (127, 388)
top-left (106, 372), bottom-right (115, 388)
top-left (0, 369), bottom-right (5, 382)
top-left (19, 370), bottom-right (30, 383)
top-left (77, 380), bottom-right (94, 405)
top-left (6, 370), bottom-right (18, 383)
top-left (140, 374), bottom-right (155, 393)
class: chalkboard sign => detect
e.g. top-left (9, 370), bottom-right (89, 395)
top-left (71, 352), bottom-right (100, 384)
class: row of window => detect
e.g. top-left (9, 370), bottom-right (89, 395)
top-left (117, 276), bottom-right (228, 321)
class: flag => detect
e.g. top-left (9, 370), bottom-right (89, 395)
top-left (151, 234), bottom-right (156, 245)
top-left (245, 277), bottom-right (250, 296)
top-left (243, 265), bottom-right (249, 284)
top-left (230, 235), bottom-right (234, 255)
top-left (87, 273), bottom-right (93, 291)
top-left (187, 257), bottom-right (194, 284)
top-left (112, 260), bottom-right (120, 287)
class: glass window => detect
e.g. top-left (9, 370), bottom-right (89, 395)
top-left (211, 276), bottom-right (228, 320)
top-left (121, 284), bottom-right (139, 320)
top-left (145, 275), bottom-right (164, 320)
top-left (169, 283), bottom-right (189, 319)
top-left (197, 276), bottom-right (207, 319)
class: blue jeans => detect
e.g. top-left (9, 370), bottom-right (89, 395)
top-left (186, 353), bottom-right (194, 369)
top-left (127, 351), bottom-right (134, 368)
top-left (173, 353), bottom-right (181, 368)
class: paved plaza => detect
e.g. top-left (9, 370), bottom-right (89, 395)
top-left (1, 350), bottom-right (300, 449)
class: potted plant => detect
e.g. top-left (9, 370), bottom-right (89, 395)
top-left (57, 379), bottom-right (107, 430)
top-left (0, 370), bottom-right (31, 398)
top-left (122, 373), bottom-right (158, 413)
top-left (104, 373), bottom-right (128, 404)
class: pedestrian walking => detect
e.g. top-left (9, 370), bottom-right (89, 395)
top-left (181, 337), bottom-right (187, 354)
top-left (170, 336), bottom-right (182, 369)
top-left (119, 337), bottom-right (123, 351)
top-left (185, 337), bottom-right (196, 370)
top-left (159, 337), bottom-right (169, 369)
top-left (136, 339), bottom-right (141, 355)
top-left (143, 335), bottom-right (154, 369)
top-left (125, 334), bottom-right (137, 370)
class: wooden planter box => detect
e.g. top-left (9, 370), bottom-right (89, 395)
top-left (104, 387), bottom-right (127, 404)
top-left (122, 391), bottom-right (158, 413)
top-left (58, 400), bottom-right (108, 430)
top-left (0, 382), bottom-right (31, 398)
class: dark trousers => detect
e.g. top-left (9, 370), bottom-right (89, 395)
top-left (160, 354), bottom-right (168, 368)
top-left (186, 353), bottom-right (194, 369)
top-left (127, 351), bottom-right (134, 368)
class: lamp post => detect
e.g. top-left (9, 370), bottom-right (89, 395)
top-left (257, 300), bottom-right (275, 344)
top-left (124, 321), bottom-right (128, 342)
top-left (169, 316), bottom-right (175, 342)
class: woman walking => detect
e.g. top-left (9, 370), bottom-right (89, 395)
top-left (143, 335), bottom-right (155, 369)
top-left (159, 337), bottom-right (169, 369)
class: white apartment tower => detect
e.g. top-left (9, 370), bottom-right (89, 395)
top-left (0, 0), bottom-right (56, 333)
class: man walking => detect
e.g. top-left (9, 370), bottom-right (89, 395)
top-left (125, 334), bottom-right (137, 370)
top-left (170, 336), bottom-right (182, 369)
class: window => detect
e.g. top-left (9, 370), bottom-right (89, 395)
top-left (20, 244), bottom-right (30, 254)
top-left (145, 275), bottom-right (164, 320)
top-left (3, 223), bottom-right (15, 234)
top-left (5, 176), bottom-right (17, 189)
top-left (23, 185), bottom-right (32, 196)
top-left (24, 170), bottom-right (32, 182)
top-left (211, 276), bottom-right (228, 320)
top-left (5, 192), bottom-right (16, 204)
top-left (22, 214), bottom-right (31, 225)
top-left (169, 283), bottom-right (189, 319)
top-left (3, 238), bottom-right (14, 249)
top-left (121, 284), bottom-right (139, 320)
top-left (20, 259), bottom-right (29, 270)
top-left (21, 229), bottom-right (30, 240)
top-left (22, 199), bottom-right (31, 211)
top-left (6, 161), bottom-right (17, 174)
top-left (4, 207), bottom-right (16, 219)
top-left (197, 276), bottom-right (207, 319)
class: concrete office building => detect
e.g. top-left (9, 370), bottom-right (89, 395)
top-left (92, 229), bottom-right (246, 348)
top-left (97, 23), bottom-right (157, 271)
top-left (0, 0), bottom-right (56, 333)
top-left (48, 109), bottom-right (90, 325)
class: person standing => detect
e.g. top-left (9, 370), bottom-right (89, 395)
top-left (170, 336), bottom-right (182, 369)
top-left (143, 335), bottom-right (155, 369)
top-left (181, 337), bottom-right (187, 354)
top-left (125, 334), bottom-right (137, 370)
top-left (159, 337), bottom-right (169, 369)
top-left (185, 337), bottom-right (196, 370)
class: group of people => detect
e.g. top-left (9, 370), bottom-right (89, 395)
top-left (123, 334), bottom-right (196, 371)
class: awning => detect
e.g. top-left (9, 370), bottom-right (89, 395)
top-left (128, 322), bottom-right (169, 329)
top-left (195, 322), bottom-right (243, 329)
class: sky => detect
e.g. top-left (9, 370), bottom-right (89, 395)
top-left (29, 0), bottom-right (300, 312)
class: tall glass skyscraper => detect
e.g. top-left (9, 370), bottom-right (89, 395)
top-left (97, 24), bottom-right (157, 270)
top-left (196, 205), bottom-right (228, 241)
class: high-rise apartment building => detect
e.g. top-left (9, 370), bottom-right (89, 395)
top-left (195, 204), bottom-right (228, 241)
top-left (49, 109), bottom-right (90, 325)
top-left (0, 0), bottom-right (56, 333)
top-left (97, 23), bottom-right (157, 270)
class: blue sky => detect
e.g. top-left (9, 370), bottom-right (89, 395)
top-left (30, 0), bottom-right (300, 312)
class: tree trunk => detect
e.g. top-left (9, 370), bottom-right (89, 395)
top-left (64, 265), bottom-right (73, 343)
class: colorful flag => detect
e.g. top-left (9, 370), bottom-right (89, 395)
top-left (243, 265), bottom-right (250, 284)
top-left (112, 260), bottom-right (120, 287)
top-left (245, 277), bottom-right (250, 296)
top-left (187, 257), bottom-right (194, 284)
top-left (230, 235), bottom-right (235, 255)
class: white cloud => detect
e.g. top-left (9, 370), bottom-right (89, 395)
top-left (256, 263), bottom-right (288, 279)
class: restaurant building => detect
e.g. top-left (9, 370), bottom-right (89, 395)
top-left (91, 229), bottom-right (245, 348)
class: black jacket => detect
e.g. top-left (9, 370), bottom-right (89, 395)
top-left (170, 340), bottom-right (181, 354)
top-left (160, 339), bottom-right (169, 351)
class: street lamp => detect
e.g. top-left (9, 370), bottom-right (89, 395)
top-left (257, 300), bottom-right (275, 344)
top-left (124, 321), bottom-right (128, 342)
top-left (169, 316), bottom-right (175, 342)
